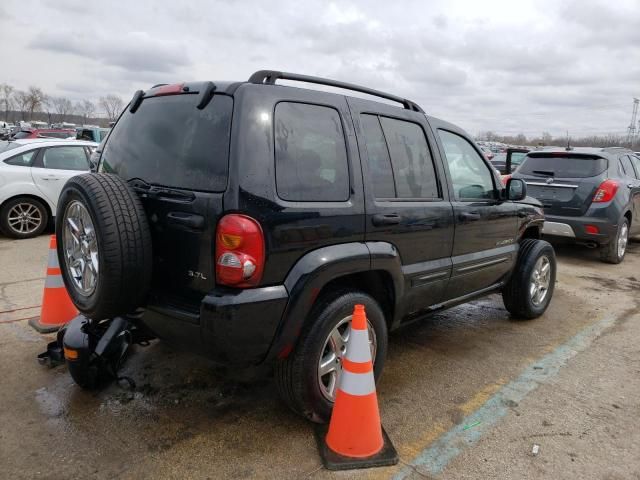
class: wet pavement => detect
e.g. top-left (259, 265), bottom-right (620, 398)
top-left (1, 234), bottom-right (639, 479)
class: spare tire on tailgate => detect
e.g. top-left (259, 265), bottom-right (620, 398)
top-left (55, 173), bottom-right (152, 319)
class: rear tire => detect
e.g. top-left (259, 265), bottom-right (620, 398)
top-left (0, 197), bottom-right (48, 239)
top-left (56, 173), bottom-right (152, 319)
top-left (275, 290), bottom-right (388, 423)
top-left (502, 239), bottom-right (556, 319)
top-left (600, 218), bottom-right (629, 264)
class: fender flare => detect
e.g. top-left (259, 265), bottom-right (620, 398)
top-left (264, 241), bottom-right (404, 361)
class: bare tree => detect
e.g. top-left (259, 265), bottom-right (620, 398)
top-left (99, 94), bottom-right (124, 122)
top-left (0, 83), bottom-right (14, 121)
top-left (52, 96), bottom-right (74, 121)
top-left (75, 100), bottom-right (96, 124)
top-left (42, 95), bottom-right (54, 124)
top-left (13, 90), bottom-right (30, 121)
top-left (25, 86), bottom-right (45, 119)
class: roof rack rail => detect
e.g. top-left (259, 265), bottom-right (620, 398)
top-left (248, 70), bottom-right (424, 113)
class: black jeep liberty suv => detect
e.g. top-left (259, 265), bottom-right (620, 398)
top-left (55, 70), bottom-right (555, 422)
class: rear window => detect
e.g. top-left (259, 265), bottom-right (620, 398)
top-left (38, 131), bottom-right (71, 139)
top-left (0, 141), bottom-right (20, 154)
top-left (100, 94), bottom-right (233, 192)
top-left (12, 131), bottom-right (32, 139)
top-left (518, 154), bottom-right (607, 178)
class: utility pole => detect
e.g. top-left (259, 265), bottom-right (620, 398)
top-left (626, 98), bottom-right (639, 144)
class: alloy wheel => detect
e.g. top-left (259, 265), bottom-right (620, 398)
top-left (7, 202), bottom-right (42, 235)
top-left (318, 315), bottom-right (377, 402)
top-left (530, 255), bottom-right (551, 306)
top-left (62, 200), bottom-right (99, 295)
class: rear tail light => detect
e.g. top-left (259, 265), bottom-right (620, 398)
top-left (153, 83), bottom-right (186, 96)
top-left (585, 225), bottom-right (599, 234)
top-left (215, 214), bottom-right (265, 287)
top-left (592, 180), bottom-right (619, 203)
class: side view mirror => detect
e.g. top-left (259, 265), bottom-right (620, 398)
top-left (506, 178), bottom-right (527, 201)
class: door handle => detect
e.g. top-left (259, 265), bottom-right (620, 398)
top-left (166, 212), bottom-right (205, 229)
top-left (372, 213), bottom-right (402, 226)
top-left (459, 211), bottom-right (481, 222)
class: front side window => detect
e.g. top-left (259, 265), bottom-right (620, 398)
top-left (41, 146), bottom-right (88, 171)
top-left (438, 130), bottom-right (496, 200)
top-left (274, 102), bottom-right (349, 202)
top-left (4, 150), bottom-right (37, 166)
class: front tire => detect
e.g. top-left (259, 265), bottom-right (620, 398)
top-left (275, 290), bottom-right (388, 423)
top-left (502, 239), bottom-right (556, 319)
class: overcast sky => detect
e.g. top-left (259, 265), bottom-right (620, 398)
top-left (1, 0), bottom-right (639, 137)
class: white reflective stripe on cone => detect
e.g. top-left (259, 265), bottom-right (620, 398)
top-left (48, 249), bottom-right (60, 269)
top-left (345, 328), bottom-right (372, 363)
top-left (45, 275), bottom-right (65, 288)
top-left (340, 370), bottom-right (376, 396)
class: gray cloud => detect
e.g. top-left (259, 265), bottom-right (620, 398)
top-left (1, 0), bottom-right (639, 137)
top-left (29, 31), bottom-right (190, 74)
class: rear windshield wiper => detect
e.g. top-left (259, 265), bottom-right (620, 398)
top-left (532, 170), bottom-right (555, 177)
top-left (150, 187), bottom-right (195, 201)
top-left (129, 179), bottom-right (195, 201)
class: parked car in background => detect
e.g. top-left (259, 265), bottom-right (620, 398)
top-left (480, 145), bottom-right (494, 160)
top-left (76, 126), bottom-right (110, 143)
top-left (0, 138), bottom-right (97, 238)
top-left (0, 121), bottom-right (15, 139)
top-left (10, 128), bottom-right (76, 140)
top-left (513, 147), bottom-right (640, 263)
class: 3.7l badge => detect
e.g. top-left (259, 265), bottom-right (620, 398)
top-left (188, 270), bottom-right (208, 280)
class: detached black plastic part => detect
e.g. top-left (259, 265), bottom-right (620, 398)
top-left (314, 424), bottom-right (399, 471)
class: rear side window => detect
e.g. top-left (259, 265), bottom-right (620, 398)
top-left (619, 155), bottom-right (638, 179)
top-left (359, 115), bottom-right (395, 198)
top-left (630, 155), bottom-right (640, 177)
top-left (41, 146), bottom-right (88, 170)
top-left (360, 114), bottom-right (439, 199)
top-left (518, 154), bottom-right (607, 178)
top-left (274, 102), bottom-right (349, 202)
top-left (380, 117), bottom-right (438, 198)
top-left (4, 150), bottom-right (37, 166)
top-left (100, 94), bottom-right (233, 192)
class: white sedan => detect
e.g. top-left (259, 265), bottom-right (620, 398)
top-left (0, 138), bottom-right (98, 238)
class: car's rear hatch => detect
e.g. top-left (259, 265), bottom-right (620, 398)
top-left (99, 83), bottom-right (233, 318)
top-left (515, 152), bottom-right (608, 216)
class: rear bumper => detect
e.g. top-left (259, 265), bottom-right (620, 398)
top-left (140, 285), bottom-right (289, 367)
top-left (542, 214), bottom-right (618, 245)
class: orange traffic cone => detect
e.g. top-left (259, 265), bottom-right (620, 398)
top-left (29, 235), bottom-right (78, 333)
top-left (315, 304), bottom-right (398, 470)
